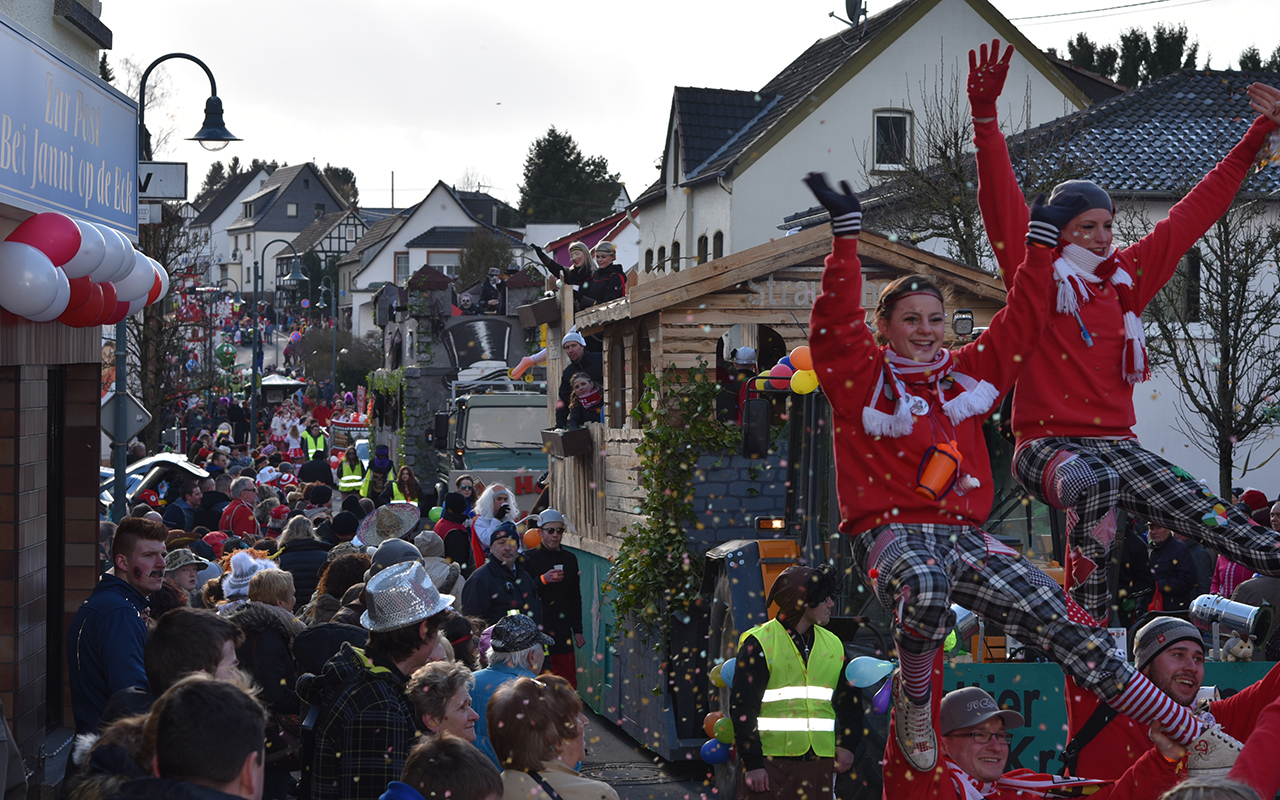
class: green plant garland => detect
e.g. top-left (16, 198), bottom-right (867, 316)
top-left (605, 362), bottom-right (738, 651)
top-left (366, 367), bottom-right (404, 396)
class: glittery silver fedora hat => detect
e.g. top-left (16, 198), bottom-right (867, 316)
top-left (360, 560), bottom-right (453, 632)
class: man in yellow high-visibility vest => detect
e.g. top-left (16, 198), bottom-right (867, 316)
top-left (731, 564), bottom-right (862, 800)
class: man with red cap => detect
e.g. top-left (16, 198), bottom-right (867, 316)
top-left (729, 564), bottom-right (861, 800)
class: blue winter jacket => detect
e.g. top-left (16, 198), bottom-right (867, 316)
top-left (470, 662), bottom-right (535, 768)
top-left (67, 573), bottom-right (149, 733)
top-left (380, 782), bottom-right (427, 800)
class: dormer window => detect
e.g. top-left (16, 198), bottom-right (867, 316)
top-left (244, 202), bottom-right (254, 217)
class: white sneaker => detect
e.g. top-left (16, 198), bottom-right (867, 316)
top-left (1187, 724), bottom-right (1243, 778)
top-left (894, 676), bottom-right (937, 771)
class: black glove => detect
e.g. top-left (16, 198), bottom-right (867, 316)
top-left (802, 172), bottom-right (862, 237)
top-left (1026, 192), bottom-right (1091, 248)
top-left (497, 504), bottom-right (510, 520)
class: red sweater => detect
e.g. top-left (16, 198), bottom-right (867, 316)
top-left (809, 236), bottom-right (1052, 536)
top-left (1065, 660), bottom-right (1280, 780)
top-left (886, 651), bottom-right (1181, 800)
top-left (974, 115), bottom-right (1277, 443)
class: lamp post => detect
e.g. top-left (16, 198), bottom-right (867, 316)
top-left (112, 53), bottom-right (240, 522)
top-left (250, 240), bottom-right (307, 446)
top-left (317, 276), bottom-right (337, 392)
top-left (194, 278), bottom-right (242, 407)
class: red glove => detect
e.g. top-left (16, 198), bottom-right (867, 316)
top-left (967, 38), bottom-right (1014, 119)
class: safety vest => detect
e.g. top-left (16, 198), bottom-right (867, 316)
top-left (302, 431), bottom-right (326, 458)
top-left (738, 618), bottom-right (841, 757)
top-left (338, 460), bottom-right (365, 493)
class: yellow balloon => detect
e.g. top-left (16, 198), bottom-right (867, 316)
top-left (790, 369), bottom-right (819, 394)
top-left (709, 663), bottom-right (725, 688)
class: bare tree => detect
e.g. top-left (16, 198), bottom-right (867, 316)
top-left (455, 168), bottom-right (490, 193)
top-left (117, 58), bottom-right (176, 157)
top-left (132, 204), bottom-right (217, 452)
top-left (1129, 190), bottom-right (1280, 495)
top-left (856, 56), bottom-right (1087, 271)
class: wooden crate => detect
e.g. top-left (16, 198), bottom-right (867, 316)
top-left (541, 427), bottom-right (594, 458)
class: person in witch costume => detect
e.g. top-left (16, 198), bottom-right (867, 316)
top-left (966, 40), bottom-right (1280, 625)
top-left (805, 171), bottom-right (1240, 779)
top-left (361, 444), bottom-right (395, 507)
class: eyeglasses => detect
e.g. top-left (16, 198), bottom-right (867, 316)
top-left (542, 527), bottom-right (565, 534)
top-left (946, 731), bottom-right (1013, 746)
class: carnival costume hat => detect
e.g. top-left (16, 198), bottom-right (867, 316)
top-left (360, 560), bottom-right (452, 632)
top-left (354, 502), bottom-right (420, 548)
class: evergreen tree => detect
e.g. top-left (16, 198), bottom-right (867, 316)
top-left (1150, 23), bottom-right (1195, 79)
top-left (1268, 44), bottom-right (1280, 71)
top-left (1066, 33), bottom-right (1119, 80)
top-left (323, 164), bottom-right (360, 207)
top-left (201, 161), bottom-right (227, 195)
top-left (227, 157), bottom-right (242, 178)
top-left (1117, 28), bottom-right (1152, 87)
top-left (98, 53), bottom-right (114, 83)
top-left (516, 126), bottom-right (621, 224)
top-left (1240, 46), bottom-right (1262, 70)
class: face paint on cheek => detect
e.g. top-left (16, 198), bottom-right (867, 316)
top-left (133, 567), bottom-right (143, 580)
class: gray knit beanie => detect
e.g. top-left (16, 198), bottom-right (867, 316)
top-left (1134, 616), bottom-right (1204, 670)
top-left (1049, 180), bottom-right (1114, 215)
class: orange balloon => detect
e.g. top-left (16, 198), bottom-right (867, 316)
top-left (789, 346), bottom-right (813, 372)
top-left (524, 528), bottom-right (542, 549)
top-left (703, 711), bottom-right (724, 738)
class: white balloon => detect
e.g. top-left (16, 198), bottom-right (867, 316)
top-left (25, 268), bottom-right (71, 321)
top-left (115, 251), bottom-right (155, 302)
top-left (151, 257), bottom-right (170, 301)
top-left (0, 241), bottom-right (62, 317)
top-left (103, 230), bottom-right (137, 283)
top-left (63, 220), bottom-right (106, 279)
top-left (89, 225), bottom-right (127, 283)
top-left (127, 296), bottom-right (147, 316)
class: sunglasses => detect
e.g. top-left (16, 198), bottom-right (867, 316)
top-left (542, 527), bottom-right (565, 534)
top-left (459, 484), bottom-right (473, 491)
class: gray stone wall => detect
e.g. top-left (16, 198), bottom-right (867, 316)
top-left (400, 365), bottom-right (454, 477)
top-left (686, 443), bottom-right (790, 550)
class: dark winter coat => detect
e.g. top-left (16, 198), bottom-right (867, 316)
top-left (229, 602), bottom-right (302, 715)
top-left (434, 515), bottom-right (475, 577)
top-left (276, 537), bottom-right (331, 613)
top-left (518, 545), bottom-right (582, 655)
top-left (113, 777), bottom-right (243, 800)
top-left (67, 574), bottom-right (149, 733)
top-left (194, 491), bottom-right (231, 531)
top-left (292, 622), bottom-right (367, 676)
top-left (555, 350), bottom-right (603, 428)
top-left (297, 456), bottom-right (336, 488)
top-left (460, 554), bottom-right (542, 627)
top-left (296, 643), bottom-right (418, 800)
top-left (577, 264), bottom-right (626, 307)
top-left (1149, 536), bottom-right (1197, 612)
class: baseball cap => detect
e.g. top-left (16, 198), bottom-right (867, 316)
top-left (939, 686), bottom-right (1024, 736)
top-left (489, 613), bottom-right (553, 652)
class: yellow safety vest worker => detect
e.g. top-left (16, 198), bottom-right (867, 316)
top-left (302, 431), bottom-right (326, 458)
top-left (738, 618), bottom-right (841, 757)
top-left (338, 460), bottom-right (365, 493)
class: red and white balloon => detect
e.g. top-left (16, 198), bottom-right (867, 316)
top-left (0, 212), bottom-right (170, 325)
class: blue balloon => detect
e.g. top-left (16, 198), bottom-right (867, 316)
top-left (845, 656), bottom-right (893, 688)
top-left (701, 739), bottom-right (730, 765)
top-left (720, 658), bottom-right (736, 689)
top-left (872, 679), bottom-right (893, 715)
top-left (779, 356), bottom-right (794, 370)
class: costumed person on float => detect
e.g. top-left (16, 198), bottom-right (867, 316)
top-left (967, 40), bottom-right (1280, 624)
top-left (803, 171), bottom-right (1238, 778)
top-left (361, 444), bottom-right (395, 506)
top-left (729, 564), bottom-right (861, 799)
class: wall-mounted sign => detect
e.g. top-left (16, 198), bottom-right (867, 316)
top-left (0, 11), bottom-right (139, 236)
top-left (138, 161), bottom-right (186, 200)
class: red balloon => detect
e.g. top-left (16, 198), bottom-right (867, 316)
top-left (92, 282), bottom-right (119, 325)
top-left (146, 271), bottom-right (162, 304)
top-left (769, 364), bottom-right (794, 390)
top-left (6, 212), bottom-right (80, 267)
top-left (65, 275), bottom-right (92, 312)
top-left (60, 281), bottom-right (105, 327)
top-left (103, 298), bottom-right (130, 326)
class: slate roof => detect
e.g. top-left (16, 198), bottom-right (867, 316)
top-left (227, 164), bottom-right (350, 231)
top-left (1009, 68), bottom-right (1280, 195)
top-left (191, 169), bottom-right (267, 227)
top-left (336, 211), bottom-right (412, 270)
top-left (404, 226), bottom-right (524, 249)
top-left (1046, 53), bottom-right (1127, 104)
top-left (673, 88), bottom-right (778, 179)
top-left (289, 211), bottom-right (351, 254)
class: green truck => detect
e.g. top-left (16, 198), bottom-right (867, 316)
top-left (431, 388), bottom-right (549, 502)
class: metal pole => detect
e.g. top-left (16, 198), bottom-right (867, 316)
top-left (112, 320), bottom-right (127, 521)
top-left (250, 260), bottom-right (260, 447)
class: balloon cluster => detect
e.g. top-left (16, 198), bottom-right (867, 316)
top-left (754, 346), bottom-right (819, 394)
top-left (0, 213), bottom-right (169, 326)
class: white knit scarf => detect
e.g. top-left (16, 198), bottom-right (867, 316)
top-left (861, 349), bottom-right (999, 439)
top-left (1052, 243), bottom-right (1149, 384)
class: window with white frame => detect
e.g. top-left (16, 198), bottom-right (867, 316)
top-left (873, 110), bottom-right (912, 171)
top-left (428, 252), bottom-right (461, 278)
top-left (395, 253), bottom-right (410, 284)
top-left (286, 203), bottom-right (298, 217)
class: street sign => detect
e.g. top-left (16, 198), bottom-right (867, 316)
top-left (101, 391), bottom-right (152, 443)
top-left (138, 161), bottom-right (188, 200)
top-left (138, 203), bottom-right (162, 225)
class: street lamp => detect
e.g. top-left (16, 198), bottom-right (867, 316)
top-left (318, 276), bottom-right (337, 391)
top-left (112, 53), bottom-right (239, 522)
top-left (250, 240), bottom-right (306, 446)
top-left (194, 277), bottom-right (243, 407)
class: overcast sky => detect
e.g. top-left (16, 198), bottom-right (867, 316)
top-left (102, 0), bottom-right (1271, 214)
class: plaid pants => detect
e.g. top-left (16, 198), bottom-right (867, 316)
top-left (852, 523), bottom-right (1130, 698)
top-left (1014, 437), bottom-right (1280, 620)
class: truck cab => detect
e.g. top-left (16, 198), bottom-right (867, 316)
top-left (432, 390), bottom-right (549, 501)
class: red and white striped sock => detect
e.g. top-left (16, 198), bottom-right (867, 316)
top-left (898, 646), bottom-right (936, 703)
top-left (1108, 672), bottom-right (1203, 744)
